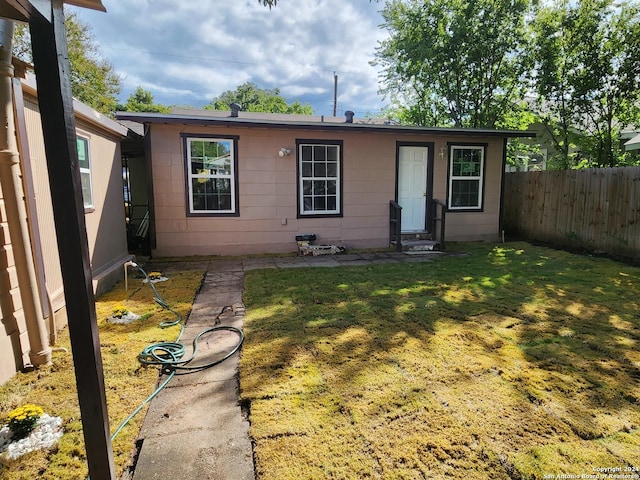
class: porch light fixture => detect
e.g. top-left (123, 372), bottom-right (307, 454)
top-left (278, 147), bottom-right (291, 157)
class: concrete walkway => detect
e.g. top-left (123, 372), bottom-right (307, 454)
top-left (131, 251), bottom-right (444, 480)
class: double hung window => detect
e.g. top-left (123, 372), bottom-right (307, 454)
top-left (185, 136), bottom-right (239, 216)
top-left (298, 141), bottom-right (342, 217)
top-left (448, 145), bottom-right (485, 210)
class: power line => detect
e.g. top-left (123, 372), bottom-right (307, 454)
top-left (100, 45), bottom-right (376, 77)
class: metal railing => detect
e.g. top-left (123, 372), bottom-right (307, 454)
top-left (432, 199), bottom-right (448, 251)
top-left (389, 200), bottom-right (403, 252)
top-left (390, 199), bottom-right (448, 252)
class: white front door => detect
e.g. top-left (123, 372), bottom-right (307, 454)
top-left (398, 146), bottom-right (428, 231)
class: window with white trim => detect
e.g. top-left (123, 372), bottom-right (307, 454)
top-left (298, 141), bottom-right (342, 216)
top-left (77, 136), bottom-right (93, 208)
top-left (185, 137), bottom-right (238, 215)
top-left (448, 145), bottom-right (485, 210)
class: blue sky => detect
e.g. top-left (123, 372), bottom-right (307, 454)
top-left (71, 0), bottom-right (390, 117)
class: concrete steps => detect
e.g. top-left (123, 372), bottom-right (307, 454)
top-left (391, 232), bottom-right (441, 252)
top-left (400, 239), bottom-right (440, 252)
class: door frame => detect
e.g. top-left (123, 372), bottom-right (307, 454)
top-left (395, 141), bottom-right (435, 232)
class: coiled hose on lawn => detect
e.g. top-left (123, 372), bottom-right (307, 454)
top-left (110, 263), bottom-right (244, 441)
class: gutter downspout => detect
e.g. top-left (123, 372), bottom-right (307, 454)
top-left (0, 20), bottom-right (52, 367)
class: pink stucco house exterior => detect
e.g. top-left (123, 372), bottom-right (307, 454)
top-left (117, 109), bottom-right (533, 257)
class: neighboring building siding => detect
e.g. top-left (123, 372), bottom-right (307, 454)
top-left (0, 186), bottom-right (30, 384)
top-left (148, 123), bottom-right (505, 256)
top-left (23, 91), bottom-right (129, 298)
top-left (22, 96), bottom-right (65, 312)
top-left (0, 79), bottom-right (130, 385)
top-left (76, 122), bottom-right (129, 289)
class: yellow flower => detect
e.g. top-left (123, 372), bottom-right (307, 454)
top-left (111, 305), bottom-right (129, 318)
top-left (6, 404), bottom-right (44, 437)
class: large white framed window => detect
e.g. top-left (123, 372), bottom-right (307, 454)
top-left (448, 145), bottom-right (485, 210)
top-left (184, 136), bottom-right (239, 216)
top-left (77, 136), bottom-right (93, 209)
top-left (297, 141), bottom-right (342, 217)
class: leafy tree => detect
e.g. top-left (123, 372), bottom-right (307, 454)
top-left (12, 23), bottom-right (31, 61)
top-left (497, 101), bottom-right (543, 169)
top-left (205, 82), bottom-right (313, 115)
top-left (528, 3), bottom-right (576, 169)
top-left (374, 0), bottom-right (533, 128)
top-left (530, 0), bottom-right (640, 168)
top-left (117, 87), bottom-right (170, 113)
top-left (13, 12), bottom-right (121, 115)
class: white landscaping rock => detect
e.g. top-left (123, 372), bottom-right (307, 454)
top-left (0, 414), bottom-right (64, 459)
top-left (108, 311), bottom-right (142, 324)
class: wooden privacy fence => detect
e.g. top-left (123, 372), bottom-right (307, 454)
top-left (503, 167), bottom-right (640, 259)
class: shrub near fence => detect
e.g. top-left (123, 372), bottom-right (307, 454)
top-left (503, 167), bottom-right (640, 259)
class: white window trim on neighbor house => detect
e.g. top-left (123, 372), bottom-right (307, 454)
top-left (77, 136), bottom-right (93, 210)
top-left (183, 135), bottom-right (239, 216)
top-left (297, 140), bottom-right (342, 217)
top-left (448, 144), bottom-right (486, 211)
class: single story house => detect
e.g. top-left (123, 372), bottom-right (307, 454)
top-left (0, 67), bottom-right (133, 383)
top-left (116, 108), bottom-right (535, 257)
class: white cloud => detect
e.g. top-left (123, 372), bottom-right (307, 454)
top-left (72, 0), bottom-right (390, 115)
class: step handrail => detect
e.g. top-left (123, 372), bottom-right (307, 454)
top-left (432, 199), bottom-right (448, 251)
top-left (389, 200), bottom-right (402, 252)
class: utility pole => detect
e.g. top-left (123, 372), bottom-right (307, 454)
top-left (333, 72), bottom-right (338, 117)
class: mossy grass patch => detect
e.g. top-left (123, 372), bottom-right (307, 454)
top-left (241, 242), bottom-right (640, 479)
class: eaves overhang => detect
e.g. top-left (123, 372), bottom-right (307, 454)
top-left (115, 111), bottom-right (537, 139)
top-left (64, 0), bottom-right (105, 11)
top-left (624, 133), bottom-right (640, 152)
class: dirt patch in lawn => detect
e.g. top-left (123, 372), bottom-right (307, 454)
top-left (240, 242), bottom-right (640, 479)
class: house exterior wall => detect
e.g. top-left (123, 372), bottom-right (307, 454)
top-left (75, 122), bottom-right (130, 294)
top-left (22, 92), bottom-right (130, 297)
top-left (0, 183), bottom-right (31, 384)
top-left (22, 95), bottom-right (65, 312)
top-left (148, 123), bottom-right (505, 256)
top-left (0, 83), bottom-right (129, 385)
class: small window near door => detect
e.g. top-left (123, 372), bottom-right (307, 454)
top-left (297, 140), bottom-right (342, 217)
top-left (448, 145), bottom-right (485, 210)
top-left (77, 136), bottom-right (93, 209)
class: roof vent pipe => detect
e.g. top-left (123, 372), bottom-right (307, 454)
top-left (230, 103), bottom-right (241, 117)
top-left (345, 110), bottom-right (354, 123)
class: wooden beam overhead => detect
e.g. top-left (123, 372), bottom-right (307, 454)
top-left (0, 0), bottom-right (105, 23)
top-left (0, 0), bottom-right (48, 22)
top-left (0, 3), bottom-right (29, 22)
top-left (28, 0), bottom-right (115, 477)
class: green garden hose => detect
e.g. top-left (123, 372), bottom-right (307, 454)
top-left (109, 264), bottom-right (244, 442)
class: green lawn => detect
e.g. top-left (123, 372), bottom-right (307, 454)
top-left (240, 242), bottom-right (640, 479)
